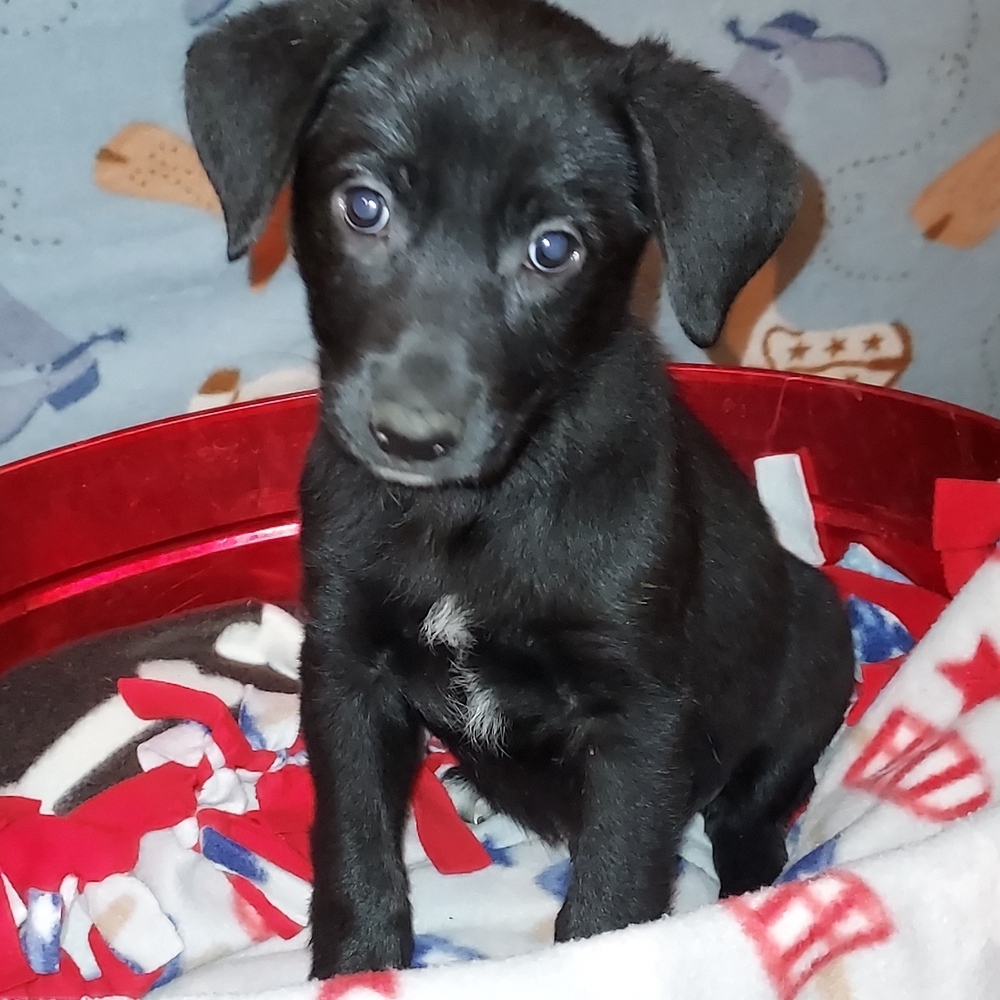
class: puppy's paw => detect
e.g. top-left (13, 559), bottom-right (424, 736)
top-left (310, 905), bottom-right (414, 979)
top-left (308, 953), bottom-right (339, 982)
top-left (440, 766), bottom-right (495, 824)
top-left (713, 821), bottom-right (788, 898)
top-left (309, 938), bottom-right (412, 981)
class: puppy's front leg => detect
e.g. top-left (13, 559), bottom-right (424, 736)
top-left (554, 728), bottom-right (690, 941)
top-left (301, 624), bottom-right (422, 979)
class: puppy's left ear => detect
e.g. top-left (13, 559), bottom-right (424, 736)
top-left (624, 40), bottom-right (801, 348)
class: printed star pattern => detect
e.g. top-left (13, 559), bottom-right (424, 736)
top-left (938, 636), bottom-right (1000, 714)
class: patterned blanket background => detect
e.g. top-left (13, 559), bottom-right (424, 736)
top-left (0, 0), bottom-right (998, 465)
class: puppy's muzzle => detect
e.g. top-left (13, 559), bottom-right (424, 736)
top-left (336, 338), bottom-right (499, 485)
top-left (369, 401), bottom-right (463, 461)
top-left (369, 348), bottom-right (470, 459)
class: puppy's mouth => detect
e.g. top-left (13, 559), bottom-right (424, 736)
top-left (326, 384), bottom-right (544, 489)
top-left (327, 395), bottom-right (494, 489)
top-left (368, 463), bottom-right (446, 488)
top-left (345, 433), bottom-right (497, 488)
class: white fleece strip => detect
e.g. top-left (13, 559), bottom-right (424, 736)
top-left (754, 452), bottom-right (825, 567)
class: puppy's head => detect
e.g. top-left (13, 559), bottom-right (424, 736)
top-left (185, 0), bottom-right (799, 486)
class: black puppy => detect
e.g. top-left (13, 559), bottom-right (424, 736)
top-left (185, 0), bottom-right (855, 979)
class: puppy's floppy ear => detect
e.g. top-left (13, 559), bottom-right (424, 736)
top-left (624, 40), bottom-right (801, 348)
top-left (184, 0), bottom-right (385, 260)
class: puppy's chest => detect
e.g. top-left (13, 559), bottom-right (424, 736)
top-left (412, 595), bottom-right (503, 748)
top-left (370, 505), bottom-right (628, 744)
top-left (391, 593), bottom-right (574, 751)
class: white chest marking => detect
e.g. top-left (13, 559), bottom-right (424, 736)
top-left (419, 595), bottom-right (505, 750)
top-left (420, 595), bottom-right (475, 655)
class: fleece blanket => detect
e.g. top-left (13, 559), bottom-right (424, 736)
top-left (1, 0), bottom-right (999, 468)
top-left (1, 458), bottom-right (1000, 999)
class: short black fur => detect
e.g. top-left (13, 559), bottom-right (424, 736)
top-left (185, 0), bottom-right (854, 979)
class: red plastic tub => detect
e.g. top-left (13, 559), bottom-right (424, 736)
top-left (2, 366), bottom-right (1000, 678)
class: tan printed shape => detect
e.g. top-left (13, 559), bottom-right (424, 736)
top-left (741, 305), bottom-right (912, 387)
top-left (532, 916), bottom-right (557, 943)
top-left (94, 123), bottom-right (222, 215)
top-left (90, 893), bottom-right (137, 942)
top-left (188, 363), bottom-right (319, 413)
top-left (911, 130), bottom-right (1000, 249)
top-left (198, 368), bottom-right (241, 396)
top-left (189, 367), bottom-right (241, 413)
top-left (95, 123), bottom-right (293, 286)
top-left (813, 954), bottom-right (855, 1000)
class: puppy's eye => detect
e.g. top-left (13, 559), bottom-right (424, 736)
top-left (527, 228), bottom-right (582, 273)
top-left (342, 186), bottom-right (390, 233)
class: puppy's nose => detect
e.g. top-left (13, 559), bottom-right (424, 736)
top-left (369, 401), bottom-right (464, 462)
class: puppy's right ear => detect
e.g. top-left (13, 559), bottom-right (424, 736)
top-left (185, 0), bottom-right (385, 260)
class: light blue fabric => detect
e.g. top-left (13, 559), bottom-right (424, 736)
top-left (1, 0), bottom-right (998, 466)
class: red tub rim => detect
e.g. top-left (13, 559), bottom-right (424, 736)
top-left (3, 365), bottom-right (999, 675)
